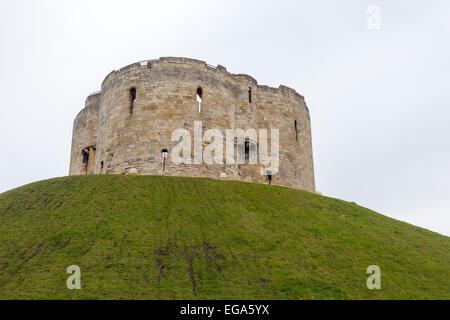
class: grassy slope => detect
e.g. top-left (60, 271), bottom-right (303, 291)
top-left (0, 175), bottom-right (448, 299)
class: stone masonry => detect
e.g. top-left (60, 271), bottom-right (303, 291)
top-left (69, 57), bottom-right (315, 192)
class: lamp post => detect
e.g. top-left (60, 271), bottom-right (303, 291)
top-left (161, 150), bottom-right (168, 171)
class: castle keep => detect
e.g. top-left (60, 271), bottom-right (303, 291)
top-left (69, 57), bottom-right (315, 192)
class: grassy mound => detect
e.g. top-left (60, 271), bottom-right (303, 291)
top-left (0, 175), bottom-right (448, 299)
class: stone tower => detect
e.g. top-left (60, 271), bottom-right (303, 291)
top-left (69, 57), bottom-right (315, 192)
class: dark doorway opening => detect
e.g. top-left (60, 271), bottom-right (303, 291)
top-left (81, 149), bottom-right (89, 174)
top-left (266, 170), bottom-right (272, 185)
top-left (81, 146), bottom-right (96, 175)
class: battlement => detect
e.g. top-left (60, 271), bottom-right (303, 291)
top-left (85, 91), bottom-right (101, 108)
top-left (99, 57), bottom-right (305, 102)
top-left (70, 58), bottom-right (315, 192)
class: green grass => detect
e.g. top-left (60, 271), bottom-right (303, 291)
top-left (0, 175), bottom-right (448, 299)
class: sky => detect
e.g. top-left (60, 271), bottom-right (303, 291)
top-left (0, 0), bottom-right (449, 236)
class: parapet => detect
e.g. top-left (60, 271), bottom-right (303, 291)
top-left (99, 57), bottom-right (305, 101)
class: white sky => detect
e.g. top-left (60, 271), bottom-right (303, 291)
top-left (0, 0), bottom-right (449, 236)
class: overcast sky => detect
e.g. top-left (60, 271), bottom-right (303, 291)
top-left (0, 0), bottom-right (449, 236)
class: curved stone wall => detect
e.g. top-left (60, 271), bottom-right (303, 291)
top-left (70, 57), bottom-right (315, 192)
top-left (69, 92), bottom-right (100, 175)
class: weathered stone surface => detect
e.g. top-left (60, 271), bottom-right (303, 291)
top-left (69, 57), bottom-right (316, 192)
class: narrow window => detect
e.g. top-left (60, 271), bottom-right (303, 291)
top-left (196, 87), bottom-right (203, 112)
top-left (129, 87), bottom-right (136, 114)
top-left (245, 139), bottom-right (250, 162)
top-left (294, 120), bottom-right (298, 141)
top-left (248, 87), bottom-right (252, 103)
top-left (100, 161), bottom-right (104, 170)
